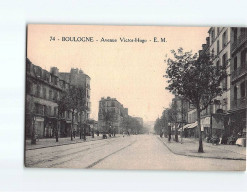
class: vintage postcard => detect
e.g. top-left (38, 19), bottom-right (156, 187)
top-left (25, 24), bottom-right (246, 170)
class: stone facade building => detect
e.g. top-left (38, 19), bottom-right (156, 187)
top-left (25, 58), bottom-right (91, 139)
top-left (229, 27), bottom-right (247, 137)
top-left (98, 97), bottom-right (128, 134)
top-left (185, 27), bottom-right (247, 141)
top-left (59, 68), bottom-right (91, 127)
top-left (208, 27), bottom-right (231, 114)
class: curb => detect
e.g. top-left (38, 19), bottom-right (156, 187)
top-left (157, 137), bottom-right (246, 161)
top-left (25, 136), bottom-right (120, 151)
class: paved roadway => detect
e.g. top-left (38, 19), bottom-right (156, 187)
top-left (25, 134), bottom-right (246, 171)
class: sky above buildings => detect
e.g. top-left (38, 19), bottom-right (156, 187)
top-left (27, 25), bottom-right (209, 122)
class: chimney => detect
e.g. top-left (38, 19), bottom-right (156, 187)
top-left (50, 67), bottom-right (59, 76)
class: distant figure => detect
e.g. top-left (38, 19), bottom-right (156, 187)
top-left (123, 131), bottom-right (125, 137)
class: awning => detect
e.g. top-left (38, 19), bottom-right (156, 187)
top-left (178, 123), bottom-right (192, 131)
top-left (187, 121), bottom-right (198, 129)
top-left (183, 123), bottom-right (193, 129)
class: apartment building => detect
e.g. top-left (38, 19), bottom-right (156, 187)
top-left (25, 58), bottom-right (91, 139)
top-left (229, 27), bottom-right (247, 137)
top-left (98, 97), bottom-right (128, 134)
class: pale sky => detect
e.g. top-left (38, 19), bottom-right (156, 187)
top-left (27, 25), bottom-right (209, 122)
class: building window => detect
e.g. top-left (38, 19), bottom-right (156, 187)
top-left (36, 85), bottom-right (41, 97)
top-left (54, 107), bottom-right (58, 117)
top-left (240, 28), bottom-right (246, 35)
top-left (240, 82), bottom-right (246, 98)
top-left (217, 40), bottom-right (220, 54)
top-left (241, 49), bottom-right (247, 67)
top-left (49, 90), bottom-right (52, 100)
top-left (233, 28), bottom-right (238, 42)
top-left (211, 29), bottom-right (215, 44)
top-left (53, 91), bottom-right (58, 101)
top-left (222, 30), bottom-right (228, 48)
top-left (48, 106), bottom-right (51, 116)
top-left (43, 87), bottom-right (46, 99)
top-left (217, 27), bottom-right (220, 35)
top-left (44, 105), bottom-right (47, 115)
top-left (35, 103), bottom-right (44, 115)
top-left (222, 52), bottom-right (228, 67)
top-left (223, 76), bottom-right (227, 90)
top-left (234, 86), bottom-right (238, 100)
top-left (234, 57), bottom-right (238, 71)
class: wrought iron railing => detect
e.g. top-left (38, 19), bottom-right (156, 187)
top-left (231, 63), bottom-right (247, 81)
top-left (232, 32), bottom-right (247, 53)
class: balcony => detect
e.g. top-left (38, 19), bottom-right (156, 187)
top-left (231, 32), bottom-right (247, 54)
top-left (231, 97), bottom-right (247, 110)
top-left (231, 63), bottom-right (247, 82)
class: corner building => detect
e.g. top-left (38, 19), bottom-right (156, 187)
top-left (98, 97), bottom-right (128, 134)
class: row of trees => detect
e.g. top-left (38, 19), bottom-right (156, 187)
top-left (99, 109), bottom-right (144, 136)
top-left (121, 116), bottom-right (143, 134)
top-left (162, 48), bottom-right (227, 153)
top-left (57, 86), bottom-right (87, 141)
top-left (154, 100), bottom-right (186, 142)
top-left (30, 85), bottom-right (88, 144)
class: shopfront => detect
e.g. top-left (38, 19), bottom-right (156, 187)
top-left (34, 116), bottom-right (44, 138)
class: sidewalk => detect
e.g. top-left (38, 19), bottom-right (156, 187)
top-left (159, 136), bottom-right (246, 160)
top-left (25, 135), bottom-right (119, 150)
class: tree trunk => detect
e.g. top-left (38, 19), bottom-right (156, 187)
top-left (31, 115), bottom-right (36, 145)
top-left (175, 122), bottom-right (178, 142)
top-left (56, 118), bottom-right (59, 142)
top-left (71, 112), bottom-right (74, 141)
top-left (80, 127), bottom-right (82, 139)
top-left (197, 108), bottom-right (204, 153)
